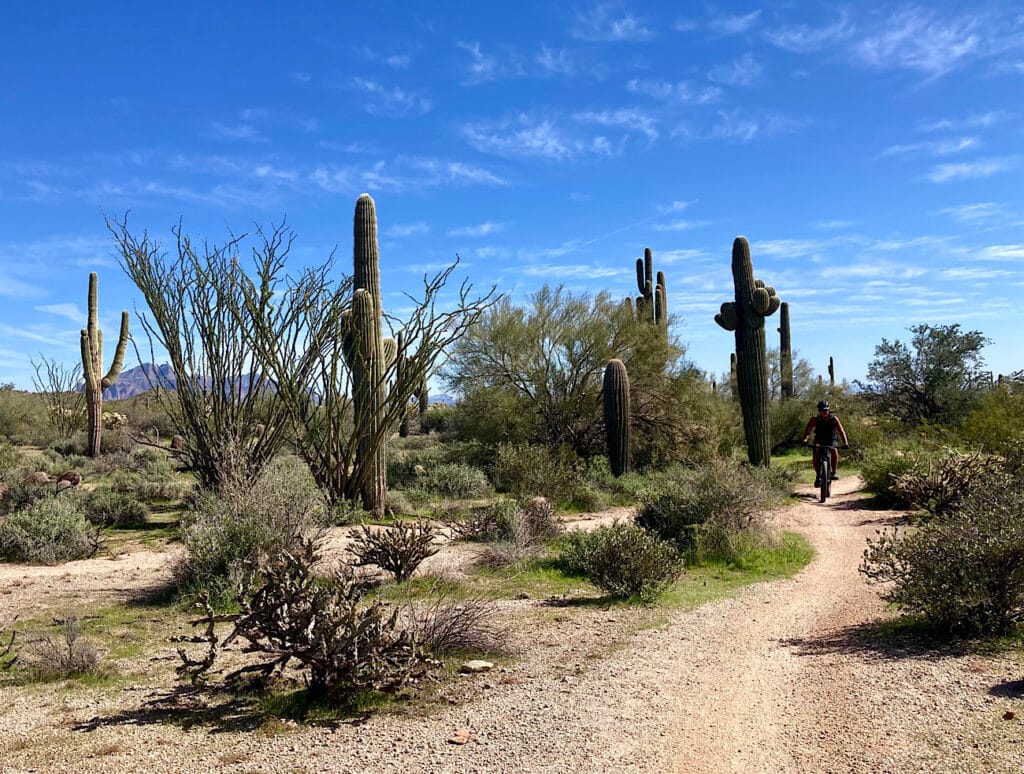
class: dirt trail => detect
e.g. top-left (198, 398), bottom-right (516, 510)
top-left (2, 480), bottom-right (1022, 773)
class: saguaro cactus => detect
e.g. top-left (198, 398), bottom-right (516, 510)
top-left (633, 247), bottom-right (668, 327)
top-left (80, 272), bottom-right (130, 457)
top-left (347, 193), bottom-right (390, 515)
top-left (729, 352), bottom-right (738, 400)
top-left (602, 359), bottom-right (631, 477)
top-left (714, 237), bottom-right (780, 467)
top-left (828, 356), bottom-right (835, 387)
top-left (418, 378), bottom-right (429, 423)
top-left (779, 301), bottom-right (793, 400)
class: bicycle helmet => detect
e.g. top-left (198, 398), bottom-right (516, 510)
top-left (817, 400), bottom-right (830, 411)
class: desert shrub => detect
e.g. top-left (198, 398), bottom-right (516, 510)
top-left (489, 443), bottom-right (586, 502)
top-left (635, 459), bottom-right (771, 561)
top-left (399, 579), bottom-right (509, 655)
top-left (19, 617), bottom-right (101, 680)
top-left (350, 521), bottom-right (439, 582)
top-left (858, 444), bottom-right (919, 504)
top-left (421, 403), bottom-right (454, 435)
top-left (50, 434), bottom-right (88, 457)
top-left (413, 462), bottom-right (491, 499)
top-left (177, 456), bottom-right (327, 598)
top-left (176, 539), bottom-right (432, 702)
top-left (861, 482), bottom-right (1024, 634)
top-left (0, 479), bottom-right (49, 516)
top-left (100, 427), bottom-right (135, 455)
top-left (958, 386), bottom-right (1024, 456)
top-left (770, 396), bottom-right (817, 451)
top-left (0, 497), bottom-right (99, 564)
top-left (560, 521), bottom-right (683, 600)
top-left (0, 443), bottom-right (23, 473)
top-left (892, 447), bottom-right (1001, 519)
top-left (109, 456), bottom-right (191, 502)
top-left (81, 490), bottom-right (149, 528)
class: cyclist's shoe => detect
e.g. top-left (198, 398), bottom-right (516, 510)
top-left (814, 476), bottom-right (821, 487)
top-left (830, 473), bottom-right (839, 481)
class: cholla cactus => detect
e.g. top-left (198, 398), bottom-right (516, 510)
top-left (714, 237), bottom-right (779, 467)
top-left (80, 273), bottom-right (130, 457)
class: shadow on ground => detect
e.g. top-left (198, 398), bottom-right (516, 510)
top-left (779, 619), bottom-right (973, 662)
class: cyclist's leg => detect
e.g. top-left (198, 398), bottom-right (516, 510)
top-left (812, 445), bottom-right (821, 485)
top-left (830, 446), bottom-right (839, 479)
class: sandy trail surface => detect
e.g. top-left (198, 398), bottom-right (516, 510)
top-left (1, 479), bottom-right (1022, 773)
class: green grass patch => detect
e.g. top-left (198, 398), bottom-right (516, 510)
top-left (257, 686), bottom-right (395, 724)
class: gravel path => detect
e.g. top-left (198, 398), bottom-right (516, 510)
top-left (2, 479), bottom-right (1023, 773)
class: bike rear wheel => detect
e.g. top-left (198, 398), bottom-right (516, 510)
top-left (819, 455), bottom-right (831, 503)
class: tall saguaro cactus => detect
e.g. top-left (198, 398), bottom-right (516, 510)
top-left (80, 272), bottom-right (130, 457)
top-left (828, 356), bottom-right (835, 387)
top-left (346, 193), bottom-right (390, 515)
top-left (714, 237), bottom-right (780, 467)
top-left (602, 359), bottom-right (631, 477)
top-left (634, 247), bottom-right (668, 328)
top-left (779, 301), bottom-right (793, 399)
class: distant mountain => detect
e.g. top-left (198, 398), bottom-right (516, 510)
top-left (78, 363), bottom-right (177, 400)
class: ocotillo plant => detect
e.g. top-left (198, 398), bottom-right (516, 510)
top-left (779, 301), bottom-right (793, 399)
top-left (397, 331), bottom-right (409, 438)
top-left (714, 237), bottom-right (780, 466)
top-left (633, 247), bottom-right (668, 328)
top-left (80, 272), bottom-right (130, 457)
top-left (602, 359), bottom-right (631, 477)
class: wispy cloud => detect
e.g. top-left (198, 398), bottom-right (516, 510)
top-left (386, 222), bottom-right (430, 238)
top-left (574, 108), bottom-right (658, 140)
top-left (571, 4), bottom-right (656, 42)
top-left (813, 219), bottom-right (857, 230)
top-left (457, 41), bottom-right (500, 84)
top-left (35, 303), bottom-right (85, 323)
top-left (917, 111), bottom-right (1009, 132)
top-left (652, 219), bottom-right (710, 232)
top-left (852, 8), bottom-right (981, 77)
top-left (0, 275), bottom-right (46, 298)
top-left (210, 122), bottom-right (266, 142)
top-left (310, 156), bottom-right (509, 192)
top-left (707, 53), bottom-right (763, 86)
top-left (940, 202), bottom-right (1004, 223)
top-left (706, 110), bottom-right (801, 142)
top-left (536, 46), bottom-right (583, 77)
top-left (708, 10), bottom-right (761, 36)
top-left (764, 11), bottom-right (853, 53)
top-left (627, 78), bottom-right (722, 104)
top-left (972, 244), bottom-right (1024, 261)
top-left (880, 136), bottom-right (978, 157)
top-left (350, 78), bottom-right (432, 117)
top-left (924, 157), bottom-right (1016, 182)
top-left (447, 221), bottom-right (509, 238)
top-left (660, 200), bottom-right (696, 213)
top-left (464, 114), bottom-right (617, 160)
top-left (354, 45), bottom-right (413, 69)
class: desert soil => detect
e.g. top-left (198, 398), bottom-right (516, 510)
top-left (1, 478), bottom-right (1023, 773)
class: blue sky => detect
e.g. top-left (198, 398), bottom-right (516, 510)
top-left (2, 2), bottom-right (1023, 392)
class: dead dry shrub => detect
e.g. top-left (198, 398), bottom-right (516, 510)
top-left (399, 577), bottom-right (510, 656)
top-left (20, 617), bottom-right (100, 679)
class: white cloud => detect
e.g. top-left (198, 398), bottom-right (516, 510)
top-left (707, 53), bottom-right (763, 86)
top-left (309, 156), bottom-right (509, 193)
top-left (627, 78), bottom-right (722, 104)
top-left (940, 202), bottom-right (1003, 223)
top-left (571, 4), bottom-right (656, 42)
top-left (973, 244), bottom-right (1024, 261)
top-left (573, 108), bottom-right (658, 140)
top-left (457, 41), bottom-right (499, 84)
top-left (852, 8), bottom-right (980, 76)
top-left (351, 78), bottom-right (432, 117)
top-left (387, 222), bottom-right (430, 238)
top-left (917, 111), bottom-right (1008, 132)
top-left (447, 222), bottom-right (509, 238)
top-left (210, 122), bottom-right (266, 142)
top-left (652, 219), bottom-right (710, 231)
top-left (764, 11), bottom-right (853, 53)
top-left (924, 157), bottom-right (1015, 182)
top-left (709, 11), bottom-right (761, 36)
top-left (813, 219), bottom-right (857, 230)
top-left (880, 136), bottom-right (978, 157)
top-left (34, 303), bottom-right (86, 323)
top-left (536, 46), bottom-right (581, 76)
top-left (464, 115), bottom-right (606, 160)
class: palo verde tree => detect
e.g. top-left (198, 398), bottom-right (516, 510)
top-left (857, 323), bottom-right (991, 426)
top-left (110, 217), bottom-right (295, 490)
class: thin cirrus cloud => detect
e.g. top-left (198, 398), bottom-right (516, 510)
top-left (708, 10), bottom-right (762, 36)
top-left (573, 109), bottom-right (658, 141)
top-left (924, 157), bottom-right (1015, 182)
top-left (707, 53), bottom-right (763, 87)
top-left (627, 78), bottom-right (722, 105)
top-left (386, 222), bottom-right (430, 238)
top-left (446, 221), bottom-right (509, 238)
top-left (350, 77), bottom-right (432, 117)
top-left (940, 202), bottom-right (1004, 223)
top-left (880, 136), bottom-right (978, 157)
top-left (463, 115), bottom-right (598, 160)
top-left (309, 157), bottom-right (508, 193)
top-left (34, 303), bottom-right (85, 324)
top-left (209, 122), bottom-right (266, 142)
top-left (851, 8), bottom-right (981, 77)
top-left (571, 4), bottom-right (656, 42)
top-left (917, 111), bottom-right (1008, 133)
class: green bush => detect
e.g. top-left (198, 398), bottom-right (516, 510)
top-left (489, 443), bottom-right (586, 502)
top-left (861, 482), bottom-right (1024, 635)
top-left (958, 386), bottom-right (1024, 456)
top-left (178, 455), bottom-right (327, 598)
top-left (892, 447), bottom-right (1000, 519)
top-left (413, 462), bottom-right (491, 499)
top-left (561, 521), bottom-right (683, 600)
top-left (81, 490), bottom-right (149, 527)
top-left (635, 459), bottom-right (772, 561)
top-left (50, 434), bottom-right (88, 457)
top-left (858, 444), bottom-right (919, 504)
top-left (0, 497), bottom-right (99, 564)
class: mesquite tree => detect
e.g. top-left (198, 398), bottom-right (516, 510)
top-left (714, 237), bottom-right (780, 467)
top-left (80, 272), bottom-right (130, 457)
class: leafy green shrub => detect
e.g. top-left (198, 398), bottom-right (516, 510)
top-left (958, 386), bottom-right (1024, 457)
top-left (50, 434), bottom-right (88, 457)
top-left (421, 403), bottom-right (454, 435)
top-left (109, 457), bottom-right (190, 502)
top-left (0, 443), bottom-right (23, 473)
top-left (81, 490), bottom-right (149, 527)
top-left (635, 459), bottom-right (771, 561)
top-left (489, 443), bottom-right (586, 502)
top-left (0, 497), bottom-right (99, 564)
top-left (858, 444), bottom-right (919, 504)
top-left (561, 521), bottom-right (683, 600)
top-left (177, 456), bottom-right (327, 598)
top-left (861, 482), bottom-right (1024, 634)
top-left (350, 521), bottom-right (439, 582)
top-left (413, 462), bottom-right (490, 499)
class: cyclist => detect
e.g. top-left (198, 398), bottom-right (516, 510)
top-left (801, 400), bottom-right (849, 486)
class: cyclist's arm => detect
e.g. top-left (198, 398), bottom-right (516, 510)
top-left (800, 416), bottom-right (816, 443)
top-left (833, 415), bottom-right (849, 446)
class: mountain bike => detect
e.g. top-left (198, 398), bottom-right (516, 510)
top-left (814, 443), bottom-right (832, 503)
